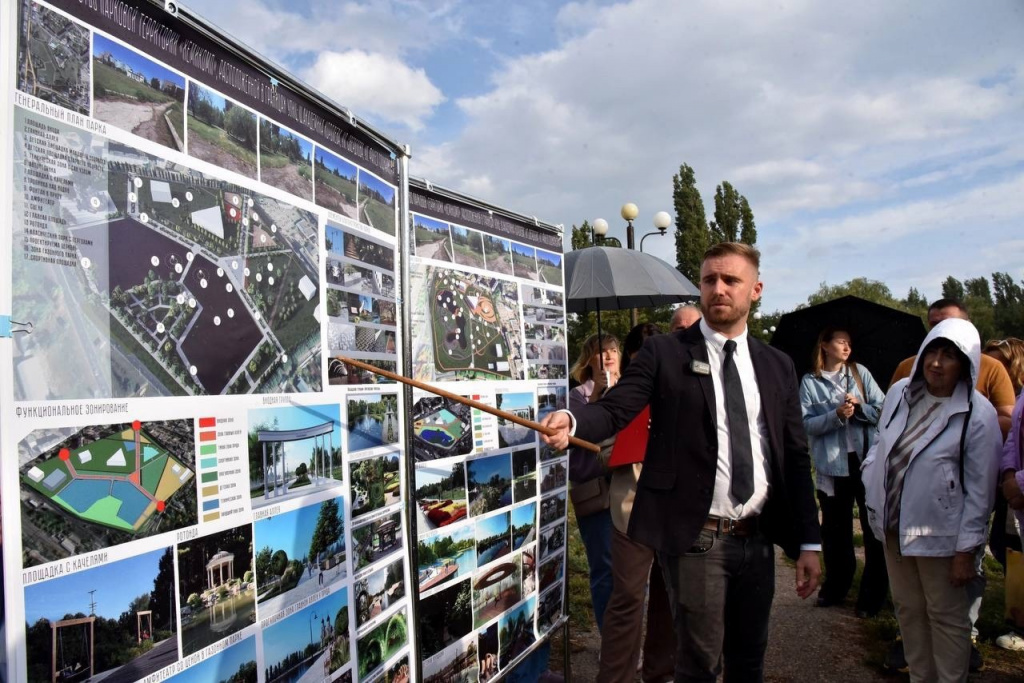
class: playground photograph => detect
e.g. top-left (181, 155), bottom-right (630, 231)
top-left (466, 453), bottom-right (512, 517)
top-left (254, 496), bottom-right (346, 618)
top-left (450, 225), bottom-right (486, 269)
top-left (509, 243), bottom-right (538, 281)
top-left (417, 523), bottom-right (476, 594)
top-left (535, 249), bottom-right (563, 286)
top-left (314, 147), bottom-right (359, 218)
top-left (20, 420), bottom-right (196, 566)
top-left (471, 553), bottom-right (522, 629)
top-left (498, 596), bottom-right (537, 669)
top-left (259, 118), bottom-right (313, 201)
top-left (17, 0), bottom-right (90, 115)
top-left (247, 403), bottom-right (343, 509)
top-left (163, 635), bottom-right (257, 683)
top-left (354, 558), bottom-right (406, 629)
top-left (419, 578), bottom-right (473, 659)
top-left (414, 214), bottom-right (453, 262)
top-left (23, 547), bottom-right (177, 683)
top-left (356, 607), bottom-right (407, 680)
top-left (422, 633), bottom-right (478, 683)
top-left (412, 395), bottom-right (474, 462)
top-left (351, 511), bottom-right (403, 572)
top-left (176, 524), bottom-right (256, 656)
top-left (511, 503), bottom-right (537, 551)
top-left (511, 448), bottom-right (537, 502)
top-left (263, 587), bottom-right (350, 682)
top-left (475, 512), bottom-right (511, 568)
top-left (495, 392), bottom-right (535, 448)
top-left (187, 82), bottom-right (258, 179)
top-left (482, 235), bottom-right (514, 275)
top-left (357, 170), bottom-right (397, 236)
top-left (415, 460), bottom-right (468, 532)
top-left (92, 34), bottom-right (185, 151)
top-left (347, 394), bottom-right (400, 454)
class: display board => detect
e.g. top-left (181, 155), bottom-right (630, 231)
top-left (1, 1), bottom-right (414, 682)
top-left (406, 180), bottom-right (568, 682)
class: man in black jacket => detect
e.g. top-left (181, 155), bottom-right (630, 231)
top-left (541, 242), bottom-right (821, 682)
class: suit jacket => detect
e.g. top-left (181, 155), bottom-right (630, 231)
top-left (572, 324), bottom-right (822, 558)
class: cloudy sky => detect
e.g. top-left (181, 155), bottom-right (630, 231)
top-left (183, 0), bottom-right (1024, 312)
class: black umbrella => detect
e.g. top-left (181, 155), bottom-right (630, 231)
top-left (770, 295), bottom-right (927, 387)
top-left (564, 246), bottom-right (699, 313)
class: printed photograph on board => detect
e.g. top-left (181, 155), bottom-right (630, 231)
top-left (495, 392), bottom-right (535, 448)
top-left (475, 511), bottom-right (511, 568)
top-left (521, 545), bottom-right (537, 596)
top-left (19, 420), bottom-right (196, 566)
top-left (354, 558), bottom-right (405, 629)
top-left (537, 586), bottom-right (562, 635)
top-left (348, 394), bottom-right (400, 454)
top-left (422, 634), bottom-right (478, 683)
top-left (356, 607), bottom-right (407, 680)
top-left (187, 83), bottom-right (258, 179)
top-left (417, 523), bottom-right (476, 593)
top-left (247, 404), bottom-right (343, 509)
top-left (357, 169), bottom-right (397, 237)
top-left (314, 147), bottom-right (359, 218)
top-left (254, 496), bottom-right (347, 617)
top-left (511, 503), bottom-right (537, 552)
top-left (410, 266), bottom-right (524, 382)
top-left (259, 118), bottom-right (313, 201)
top-left (471, 552), bottom-right (522, 629)
top-left (478, 623), bottom-right (499, 682)
top-left (498, 595), bottom-right (536, 669)
top-left (412, 395), bottom-right (474, 462)
top-left (350, 451), bottom-right (401, 519)
top-left (535, 249), bottom-right (563, 287)
top-left (92, 34), bottom-right (185, 151)
top-left (509, 243), bottom-right (538, 281)
top-left (450, 225), bottom-right (486, 269)
top-left (466, 453), bottom-right (512, 517)
top-left (163, 635), bottom-right (257, 683)
top-left (351, 511), bottom-right (403, 572)
top-left (176, 524), bottom-right (256, 656)
top-left (413, 214), bottom-right (453, 262)
top-left (385, 655), bottom-right (411, 683)
top-left (415, 460), bottom-right (468, 532)
top-left (262, 587), bottom-right (351, 682)
top-left (419, 578), bottom-right (472, 659)
top-left (539, 523), bottom-right (565, 561)
top-left (539, 491), bottom-right (567, 527)
top-left (538, 554), bottom-right (564, 594)
top-left (537, 386), bottom-right (568, 422)
top-left (511, 448), bottom-right (537, 502)
top-left (23, 547), bottom-right (177, 683)
top-left (539, 460), bottom-right (567, 495)
top-left (16, 0), bottom-right (90, 115)
top-left (481, 235), bottom-right (513, 276)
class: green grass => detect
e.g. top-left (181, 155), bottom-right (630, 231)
top-left (259, 151), bottom-right (291, 169)
top-left (141, 454), bottom-right (168, 492)
top-left (315, 168), bottom-right (358, 204)
top-left (187, 115), bottom-right (257, 167)
top-left (93, 60), bottom-right (175, 104)
top-left (166, 101), bottom-right (184, 144)
top-left (363, 199), bottom-right (396, 236)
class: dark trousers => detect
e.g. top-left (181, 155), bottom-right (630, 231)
top-left (660, 532), bottom-right (775, 682)
top-left (577, 507), bottom-right (614, 631)
top-left (598, 529), bottom-right (675, 682)
top-left (817, 452), bottom-right (888, 614)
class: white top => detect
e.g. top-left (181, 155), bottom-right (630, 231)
top-left (821, 368), bottom-right (855, 452)
top-left (699, 318), bottom-right (772, 519)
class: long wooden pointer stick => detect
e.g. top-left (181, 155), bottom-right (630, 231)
top-left (335, 356), bottom-right (601, 453)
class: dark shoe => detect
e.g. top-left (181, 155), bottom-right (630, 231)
top-left (969, 644), bottom-right (984, 673)
top-left (816, 593), bottom-right (842, 608)
top-left (884, 638), bottom-right (909, 674)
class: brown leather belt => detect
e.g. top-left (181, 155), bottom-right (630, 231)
top-left (703, 516), bottom-right (758, 537)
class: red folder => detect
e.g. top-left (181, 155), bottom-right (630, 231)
top-left (608, 406), bottom-right (650, 467)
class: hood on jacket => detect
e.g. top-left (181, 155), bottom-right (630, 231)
top-left (908, 317), bottom-right (981, 389)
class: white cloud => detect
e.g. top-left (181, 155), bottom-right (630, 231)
top-left (304, 51), bottom-right (444, 131)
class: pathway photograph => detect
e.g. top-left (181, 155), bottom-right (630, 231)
top-left (187, 83), bottom-right (258, 179)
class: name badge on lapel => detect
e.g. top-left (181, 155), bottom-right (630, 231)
top-left (690, 360), bottom-right (711, 376)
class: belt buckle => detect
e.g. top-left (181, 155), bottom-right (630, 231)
top-left (720, 518), bottom-right (735, 534)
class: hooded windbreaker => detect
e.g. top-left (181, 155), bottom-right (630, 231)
top-left (861, 318), bottom-right (1001, 556)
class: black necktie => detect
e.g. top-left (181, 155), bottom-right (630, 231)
top-left (723, 339), bottom-right (754, 503)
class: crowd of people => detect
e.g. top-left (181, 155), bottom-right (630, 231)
top-left (541, 242), bottom-right (1024, 683)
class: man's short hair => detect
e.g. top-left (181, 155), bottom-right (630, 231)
top-left (703, 241), bottom-right (760, 271)
top-left (928, 298), bottom-right (967, 314)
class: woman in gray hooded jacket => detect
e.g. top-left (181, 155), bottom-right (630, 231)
top-left (862, 318), bottom-right (1001, 683)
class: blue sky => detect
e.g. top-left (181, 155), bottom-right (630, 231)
top-left (476, 511), bottom-right (509, 539)
top-left (184, 0), bottom-right (1024, 311)
top-left (265, 121), bottom-right (313, 161)
top-left (467, 453), bottom-right (511, 486)
top-left (316, 147), bottom-right (358, 178)
top-left (359, 170), bottom-right (396, 203)
top-left (167, 636), bottom-right (256, 683)
top-left (511, 502), bottom-right (536, 528)
top-left (498, 391), bottom-right (533, 413)
top-left (25, 548), bottom-right (168, 623)
top-left (190, 82), bottom-right (229, 112)
top-left (248, 404), bottom-right (342, 473)
top-left (416, 462), bottom-right (461, 489)
top-left (415, 214), bottom-right (450, 234)
top-left (93, 33), bottom-right (185, 88)
top-left (263, 587), bottom-right (349, 666)
top-left (254, 497), bottom-right (344, 560)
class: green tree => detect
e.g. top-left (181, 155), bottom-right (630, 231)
top-left (941, 275), bottom-right (965, 301)
top-left (673, 163), bottom-right (709, 283)
top-left (309, 498), bottom-right (343, 559)
top-left (570, 221), bottom-right (593, 250)
top-left (739, 196), bottom-right (756, 245)
top-left (806, 278), bottom-right (902, 308)
top-left (710, 181), bottom-right (743, 243)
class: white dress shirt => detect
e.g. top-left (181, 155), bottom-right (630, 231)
top-left (700, 318), bottom-right (772, 520)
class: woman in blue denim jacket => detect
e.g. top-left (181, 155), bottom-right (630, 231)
top-left (799, 327), bottom-right (887, 616)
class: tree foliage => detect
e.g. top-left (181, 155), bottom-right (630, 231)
top-left (672, 164), bottom-right (709, 283)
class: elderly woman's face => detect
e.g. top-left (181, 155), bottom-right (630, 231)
top-left (922, 345), bottom-right (963, 397)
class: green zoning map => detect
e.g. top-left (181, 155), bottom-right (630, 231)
top-left (410, 265), bottom-right (525, 382)
top-left (12, 108), bottom-right (321, 400)
top-left (19, 420), bottom-right (197, 566)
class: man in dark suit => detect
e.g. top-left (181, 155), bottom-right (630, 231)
top-left (541, 242), bottom-right (821, 682)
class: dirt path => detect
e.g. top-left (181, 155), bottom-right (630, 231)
top-left (262, 163), bottom-right (313, 201)
top-left (188, 135), bottom-right (257, 179)
top-left (420, 237), bottom-right (452, 262)
top-left (94, 99), bottom-right (176, 149)
top-left (314, 182), bottom-right (358, 218)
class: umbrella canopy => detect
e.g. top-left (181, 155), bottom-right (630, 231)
top-left (564, 246), bottom-right (699, 313)
top-left (770, 295), bottom-right (927, 386)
